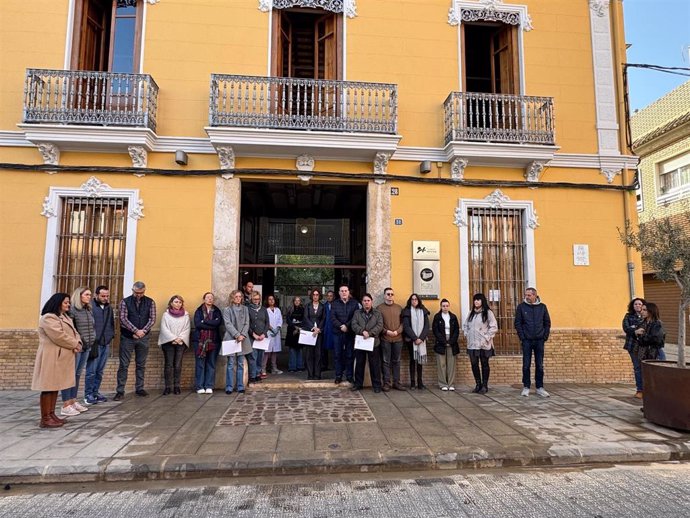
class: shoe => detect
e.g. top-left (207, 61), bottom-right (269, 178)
top-left (472, 384), bottom-right (482, 393)
top-left (350, 385), bottom-right (362, 391)
top-left (197, 388), bottom-right (205, 394)
top-left (479, 386), bottom-right (488, 394)
top-left (441, 386), bottom-right (449, 391)
top-left (634, 391), bottom-right (643, 399)
top-left (335, 377), bottom-right (342, 385)
top-left (374, 387), bottom-right (381, 393)
top-left (136, 389), bottom-right (149, 397)
top-left (347, 377), bottom-right (354, 384)
top-left (238, 389), bottom-right (245, 394)
top-left (382, 384), bottom-right (391, 392)
top-left (448, 386), bottom-right (455, 391)
top-left (417, 384), bottom-right (426, 390)
top-left (84, 394), bottom-right (99, 405)
top-left (410, 383), bottom-right (416, 390)
top-left (96, 393), bottom-right (108, 403)
top-left (73, 402), bottom-right (88, 412)
top-left (205, 388), bottom-right (213, 394)
top-left (113, 392), bottom-right (124, 401)
top-left (163, 388), bottom-right (171, 396)
top-left (536, 388), bottom-right (550, 398)
top-left (60, 405), bottom-right (80, 417)
top-left (260, 372), bottom-right (267, 379)
top-left (521, 387), bottom-right (530, 397)
top-left (392, 383), bottom-right (407, 391)
top-left (274, 369), bottom-right (283, 375)
top-left (288, 369), bottom-right (296, 373)
top-left (225, 389), bottom-right (233, 395)
top-left (173, 387), bottom-right (181, 395)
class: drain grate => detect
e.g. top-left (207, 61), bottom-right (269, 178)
top-left (217, 388), bottom-right (377, 426)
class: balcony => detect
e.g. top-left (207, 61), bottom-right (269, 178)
top-left (19, 69), bottom-right (160, 164)
top-left (206, 75), bottom-right (401, 163)
top-left (443, 92), bottom-right (558, 174)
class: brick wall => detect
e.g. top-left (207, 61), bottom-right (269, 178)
top-left (0, 328), bottom-right (633, 391)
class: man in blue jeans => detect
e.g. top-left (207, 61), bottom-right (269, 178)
top-left (84, 285), bottom-right (115, 404)
top-left (331, 285), bottom-right (359, 384)
top-left (514, 287), bottom-right (551, 398)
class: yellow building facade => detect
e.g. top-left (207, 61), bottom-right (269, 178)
top-left (0, 0), bottom-right (640, 388)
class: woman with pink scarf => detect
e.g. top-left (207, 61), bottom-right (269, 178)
top-left (158, 295), bottom-right (191, 395)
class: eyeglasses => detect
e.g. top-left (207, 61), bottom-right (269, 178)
top-left (385, 293), bottom-right (394, 297)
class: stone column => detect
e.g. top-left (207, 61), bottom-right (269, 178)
top-left (212, 175), bottom-right (241, 389)
top-left (366, 181), bottom-right (391, 305)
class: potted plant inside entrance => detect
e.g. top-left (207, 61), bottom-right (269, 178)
top-left (620, 212), bottom-right (690, 431)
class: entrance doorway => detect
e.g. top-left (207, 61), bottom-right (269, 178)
top-left (239, 181), bottom-right (367, 310)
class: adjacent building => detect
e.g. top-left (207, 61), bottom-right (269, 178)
top-left (0, 0), bottom-right (640, 389)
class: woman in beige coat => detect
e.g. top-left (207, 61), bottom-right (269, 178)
top-left (32, 293), bottom-right (82, 428)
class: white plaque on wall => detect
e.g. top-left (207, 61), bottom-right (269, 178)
top-left (413, 260), bottom-right (440, 299)
top-left (573, 244), bottom-right (590, 266)
top-left (412, 241), bottom-right (440, 260)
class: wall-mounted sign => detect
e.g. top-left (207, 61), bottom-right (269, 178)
top-left (573, 244), bottom-right (589, 266)
top-left (391, 187), bottom-right (399, 195)
top-left (412, 240), bottom-right (440, 260)
top-left (395, 219), bottom-right (403, 225)
top-left (413, 260), bottom-right (440, 299)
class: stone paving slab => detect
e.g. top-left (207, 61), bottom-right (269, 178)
top-left (0, 383), bottom-right (689, 484)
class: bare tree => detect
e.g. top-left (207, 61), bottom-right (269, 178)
top-left (620, 211), bottom-right (690, 368)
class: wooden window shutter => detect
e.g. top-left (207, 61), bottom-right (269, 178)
top-left (491, 24), bottom-right (519, 94)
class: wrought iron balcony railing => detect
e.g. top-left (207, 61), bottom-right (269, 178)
top-left (23, 69), bottom-right (159, 131)
top-left (210, 75), bottom-right (397, 134)
top-left (444, 92), bottom-right (554, 145)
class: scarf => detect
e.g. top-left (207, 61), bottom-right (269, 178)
top-left (168, 308), bottom-right (185, 318)
top-left (411, 307), bottom-right (427, 364)
top-left (197, 305), bottom-right (216, 357)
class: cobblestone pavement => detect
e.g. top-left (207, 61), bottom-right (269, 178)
top-left (218, 389), bottom-right (376, 426)
top-left (1, 463), bottom-right (689, 517)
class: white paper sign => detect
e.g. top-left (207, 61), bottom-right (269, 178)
top-left (252, 338), bottom-right (270, 351)
top-left (298, 329), bottom-right (318, 346)
top-left (354, 335), bottom-right (375, 351)
top-left (573, 244), bottom-right (590, 266)
top-left (221, 340), bottom-right (241, 356)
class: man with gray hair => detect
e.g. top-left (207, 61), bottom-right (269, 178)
top-left (514, 287), bottom-right (551, 398)
top-left (115, 281), bottom-right (156, 401)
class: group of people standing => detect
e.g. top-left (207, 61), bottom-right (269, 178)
top-left (32, 278), bottom-right (557, 428)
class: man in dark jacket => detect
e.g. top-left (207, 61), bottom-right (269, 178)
top-left (85, 285), bottom-right (115, 404)
top-left (115, 281), bottom-right (156, 400)
top-left (514, 287), bottom-right (551, 398)
top-left (331, 285), bottom-right (359, 384)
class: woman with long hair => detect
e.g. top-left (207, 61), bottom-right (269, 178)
top-left (302, 289), bottom-right (325, 380)
top-left (432, 299), bottom-right (460, 391)
top-left (32, 293), bottom-right (82, 428)
top-left (464, 293), bottom-right (498, 394)
top-left (633, 302), bottom-right (666, 399)
top-left (60, 287), bottom-right (93, 416)
top-left (222, 290), bottom-right (253, 394)
top-left (191, 292), bottom-right (223, 394)
top-left (263, 294), bottom-right (283, 375)
top-left (622, 297), bottom-right (645, 398)
top-left (285, 296), bottom-right (305, 372)
top-left (158, 295), bottom-right (191, 395)
top-left (401, 293), bottom-right (430, 390)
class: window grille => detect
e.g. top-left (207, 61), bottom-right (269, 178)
top-left (55, 197), bottom-right (128, 300)
top-left (468, 207), bottom-right (526, 355)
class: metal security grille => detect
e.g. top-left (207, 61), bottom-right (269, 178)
top-left (55, 197), bottom-right (128, 300)
top-left (468, 207), bottom-right (526, 355)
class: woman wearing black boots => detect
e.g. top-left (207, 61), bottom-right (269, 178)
top-left (402, 294), bottom-right (430, 390)
top-left (463, 293), bottom-right (498, 394)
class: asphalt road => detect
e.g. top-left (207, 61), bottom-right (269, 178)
top-left (1, 463), bottom-right (688, 517)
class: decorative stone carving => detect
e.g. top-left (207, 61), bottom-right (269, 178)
top-left (527, 209), bottom-right (539, 229)
top-left (451, 157), bottom-right (468, 181)
top-left (448, 1), bottom-right (532, 30)
top-left (258, 0), bottom-right (271, 11)
top-left (268, 0), bottom-right (353, 16)
top-left (128, 145), bottom-right (147, 169)
top-left (373, 151), bottom-right (391, 176)
top-left (296, 154), bottom-right (315, 171)
top-left (524, 161), bottom-right (546, 182)
top-left (601, 168), bottom-right (621, 184)
top-left (145, 0), bottom-right (160, 5)
top-left (345, 0), bottom-right (357, 18)
top-left (589, 0), bottom-right (610, 17)
top-left (81, 176), bottom-right (113, 197)
top-left (41, 197), bottom-right (58, 218)
top-left (129, 199), bottom-right (145, 220)
top-left (37, 143), bottom-right (60, 166)
top-left (484, 189), bottom-right (511, 208)
top-left (453, 206), bottom-right (467, 227)
top-left (217, 145), bottom-right (235, 171)
top-left (448, 5), bottom-right (460, 25)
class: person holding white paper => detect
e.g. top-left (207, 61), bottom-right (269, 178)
top-left (302, 289), bottom-right (325, 380)
top-left (222, 290), bottom-right (253, 394)
top-left (402, 293), bottom-right (430, 390)
top-left (350, 293), bottom-right (384, 393)
top-left (263, 294), bottom-right (283, 375)
top-left (248, 291), bottom-right (270, 382)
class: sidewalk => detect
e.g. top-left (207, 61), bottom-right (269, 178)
top-left (1, 379), bottom-right (689, 484)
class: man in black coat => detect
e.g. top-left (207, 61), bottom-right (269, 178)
top-left (85, 285), bottom-right (115, 404)
top-left (330, 285), bottom-right (359, 384)
top-left (514, 287), bottom-right (551, 398)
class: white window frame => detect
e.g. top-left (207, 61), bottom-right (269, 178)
top-left (40, 177), bottom-right (143, 311)
top-left (656, 152), bottom-right (690, 204)
top-left (455, 189), bottom-right (537, 324)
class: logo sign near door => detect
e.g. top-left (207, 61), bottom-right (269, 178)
top-left (412, 241), bottom-right (440, 299)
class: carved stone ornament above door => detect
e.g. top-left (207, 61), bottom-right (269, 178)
top-left (259, 0), bottom-right (358, 18)
top-left (448, 0), bottom-right (533, 31)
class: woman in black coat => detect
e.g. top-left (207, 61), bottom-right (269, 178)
top-left (622, 297), bottom-right (645, 398)
top-left (401, 293), bottom-right (430, 390)
top-left (285, 296), bottom-right (305, 372)
top-left (432, 298), bottom-right (460, 391)
top-left (191, 292), bottom-right (223, 394)
top-left (633, 302), bottom-right (666, 398)
top-left (301, 289), bottom-right (325, 380)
